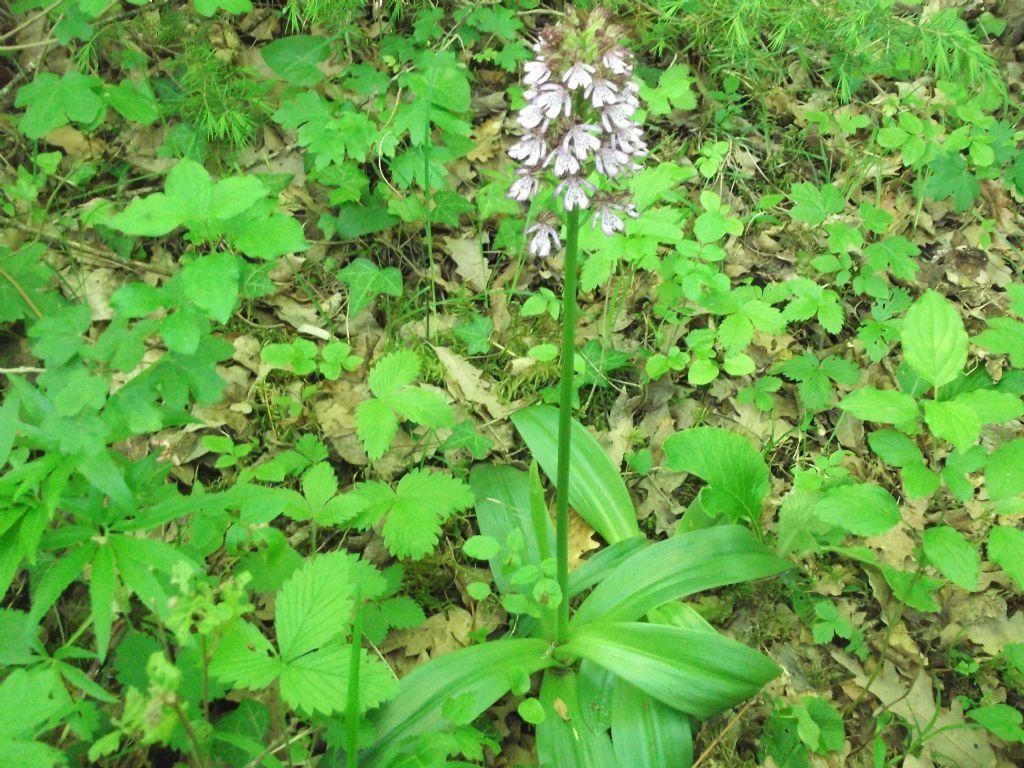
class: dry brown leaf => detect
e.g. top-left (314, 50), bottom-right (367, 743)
top-left (567, 511), bottom-right (600, 571)
top-left (466, 116), bottom-right (504, 163)
top-left (832, 654), bottom-right (995, 767)
top-left (444, 235), bottom-right (491, 292)
top-left (432, 345), bottom-right (510, 420)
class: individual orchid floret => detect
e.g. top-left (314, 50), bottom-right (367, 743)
top-left (547, 144), bottom-right (582, 177)
top-left (592, 204), bottom-right (625, 236)
top-left (527, 216), bottom-right (562, 258)
top-left (509, 133), bottom-right (548, 167)
top-left (555, 176), bottom-right (596, 211)
top-left (523, 58), bottom-right (551, 86)
top-left (562, 61), bottom-right (596, 91)
top-left (585, 79), bottom-right (619, 108)
top-left (602, 47), bottom-right (631, 75)
top-left (594, 142), bottom-right (631, 178)
top-left (516, 103), bottom-right (547, 131)
top-left (531, 82), bottom-right (572, 120)
top-left (509, 168), bottom-right (540, 202)
top-left (562, 123), bottom-right (602, 161)
top-left (600, 101), bottom-right (638, 132)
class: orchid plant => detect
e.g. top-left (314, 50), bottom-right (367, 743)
top-left (340, 8), bottom-right (792, 767)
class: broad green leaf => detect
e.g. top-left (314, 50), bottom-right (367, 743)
top-left (868, 430), bottom-right (923, 466)
top-left (881, 565), bottom-right (944, 612)
top-left (922, 526), bottom-right (979, 591)
top-left (901, 291), bottom-right (968, 388)
top-left (975, 317), bottom-right (1024, 367)
top-left (959, 389), bottom-right (1024, 424)
top-left (922, 399), bottom-right (979, 450)
top-left (924, 152), bottom-right (980, 212)
top-left (108, 193), bottom-right (186, 236)
top-left (275, 553), bottom-right (354, 662)
top-left (193, 0), bottom-right (253, 16)
top-left (968, 704), bottom-right (1024, 743)
top-left (469, 464), bottom-right (553, 595)
top-left (536, 671), bottom-right (617, 768)
top-left (463, 535), bottom-right (500, 560)
top-left (261, 36), bottom-right (330, 86)
top-left (363, 639), bottom-right (556, 767)
top-left (511, 405), bottom-right (641, 544)
top-left (563, 622), bottom-right (780, 719)
top-left (640, 64), bottom-right (697, 116)
top-left (662, 428), bottom-right (769, 525)
top-left (612, 678), bottom-right (693, 768)
top-left (985, 439), bottom-right (1024, 501)
top-left (814, 483), bottom-right (900, 536)
top-left (180, 253), bottom-right (240, 324)
top-left (105, 80), bottom-right (158, 125)
top-left (572, 526), bottom-right (789, 627)
top-left (838, 387), bottom-right (920, 424)
top-left (988, 526), bottom-right (1024, 590)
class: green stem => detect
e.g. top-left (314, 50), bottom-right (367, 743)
top-left (555, 206), bottom-right (580, 646)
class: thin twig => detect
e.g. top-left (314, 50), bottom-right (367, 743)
top-left (692, 698), bottom-right (757, 768)
top-left (0, 266), bottom-right (44, 319)
top-left (0, 0), bottom-right (61, 42)
top-left (0, 38), bottom-right (57, 51)
top-left (0, 366), bottom-right (45, 374)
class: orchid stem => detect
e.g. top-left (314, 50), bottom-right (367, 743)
top-left (555, 206), bottom-right (580, 646)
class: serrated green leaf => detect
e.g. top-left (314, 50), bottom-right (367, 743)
top-left (275, 553), bottom-right (354, 661)
top-left (923, 399), bottom-right (979, 450)
top-left (380, 470), bottom-right (474, 559)
top-left (180, 253), bottom-right (240, 324)
top-left (90, 544), bottom-right (116, 661)
top-left (815, 483), bottom-right (900, 536)
top-left (902, 291), bottom-right (968, 388)
top-left (922, 526), bottom-right (979, 591)
top-left (838, 387), bottom-right (920, 424)
top-left (279, 644), bottom-right (397, 716)
top-left (788, 182), bottom-right (845, 226)
top-left (386, 387), bottom-right (453, 428)
top-left (355, 398), bottom-right (398, 461)
top-left (337, 258), bottom-right (404, 318)
top-left (663, 428), bottom-right (769, 525)
top-left (209, 620), bottom-right (280, 690)
top-left (985, 439), bottom-right (1024, 501)
top-left (988, 526), bottom-right (1024, 590)
top-left (261, 35), bottom-right (329, 86)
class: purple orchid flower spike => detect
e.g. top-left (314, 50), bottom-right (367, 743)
top-left (506, 6), bottom-right (647, 257)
